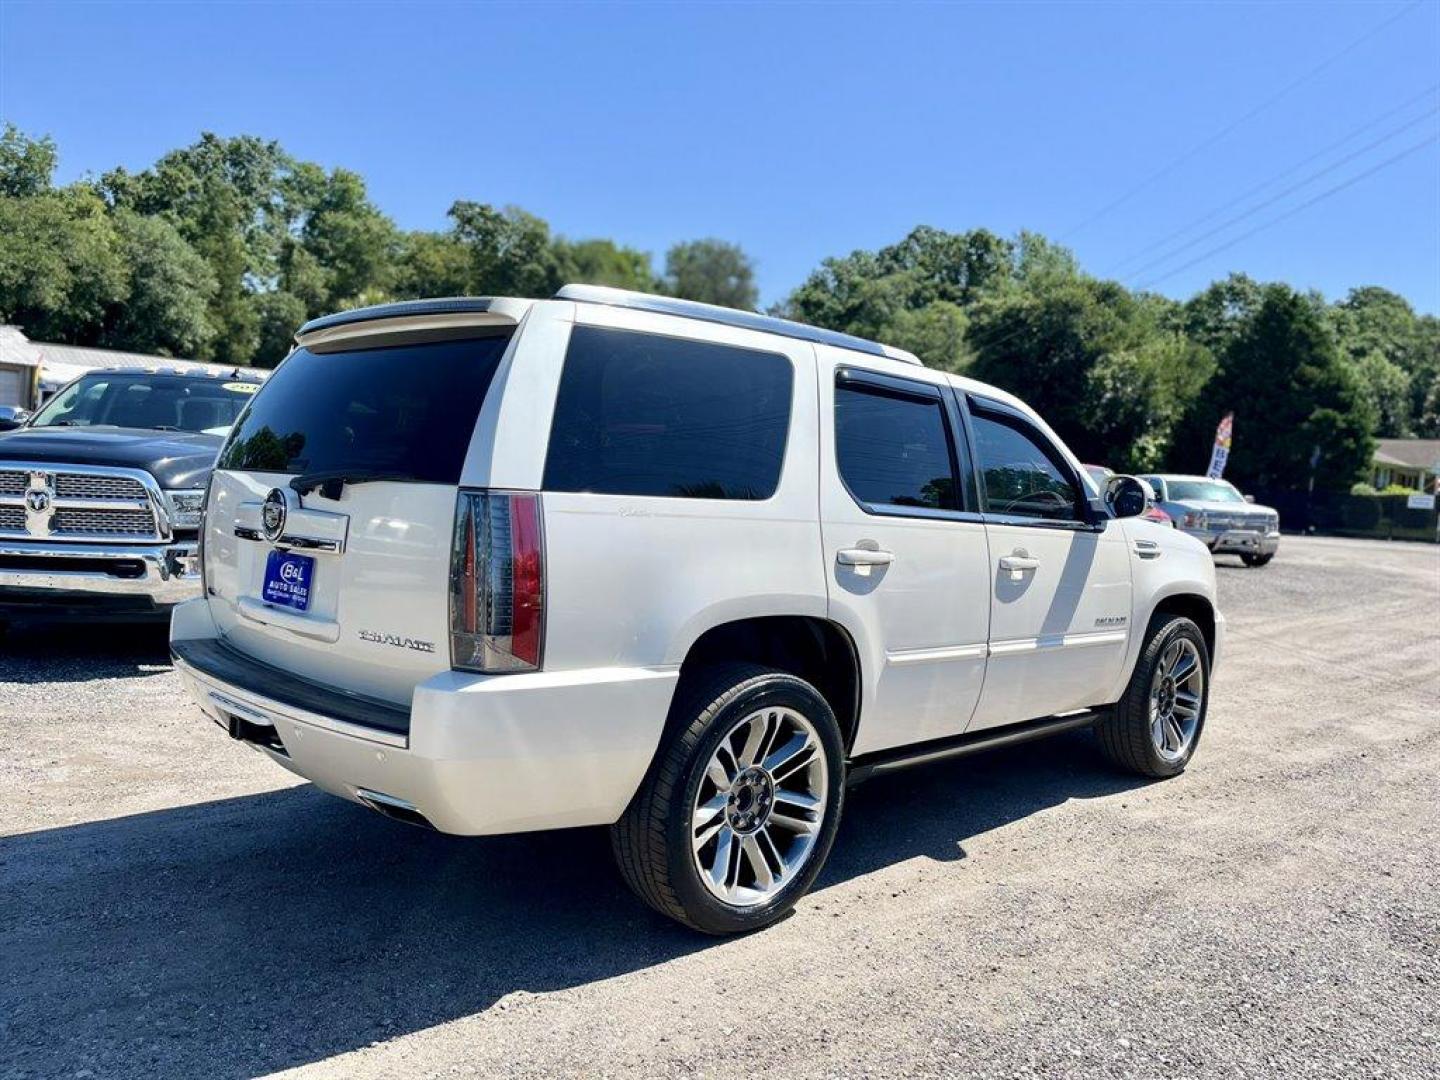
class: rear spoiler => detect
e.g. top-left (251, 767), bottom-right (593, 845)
top-left (295, 297), bottom-right (535, 350)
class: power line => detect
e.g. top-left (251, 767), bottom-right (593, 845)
top-left (1135, 135), bottom-right (1438, 290)
top-left (1061, 0), bottom-right (1423, 240)
top-left (1104, 82), bottom-right (1440, 275)
top-left (1121, 103), bottom-right (1440, 283)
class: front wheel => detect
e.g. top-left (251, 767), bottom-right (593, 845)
top-left (1095, 615), bottom-right (1210, 779)
top-left (1241, 552), bottom-right (1274, 567)
top-left (610, 664), bottom-right (845, 934)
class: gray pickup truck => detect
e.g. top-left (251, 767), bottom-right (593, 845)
top-left (1141, 473), bottom-right (1281, 567)
top-left (0, 366), bottom-right (264, 620)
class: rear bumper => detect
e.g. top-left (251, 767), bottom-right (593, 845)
top-left (0, 539), bottom-right (200, 617)
top-left (170, 598), bottom-right (679, 835)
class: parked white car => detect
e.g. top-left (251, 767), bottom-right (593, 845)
top-left (172, 286), bottom-right (1224, 933)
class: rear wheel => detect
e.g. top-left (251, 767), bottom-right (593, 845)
top-left (1241, 552), bottom-right (1273, 567)
top-left (610, 663), bottom-right (845, 934)
top-left (1095, 615), bottom-right (1210, 779)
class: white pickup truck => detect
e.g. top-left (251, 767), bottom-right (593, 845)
top-left (172, 286), bottom-right (1223, 933)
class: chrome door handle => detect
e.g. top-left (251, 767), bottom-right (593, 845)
top-left (999, 551), bottom-right (1039, 579)
top-left (837, 547), bottom-right (894, 567)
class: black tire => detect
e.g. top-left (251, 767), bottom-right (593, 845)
top-left (1095, 614), bottom-right (1210, 779)
top-left (1241, 552), bottom-right (1273, 567)
top-left (610, 663), bottom-right (846, 934)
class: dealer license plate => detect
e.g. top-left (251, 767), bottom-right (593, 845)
top-left (262, 550), bottom-right (315, 612)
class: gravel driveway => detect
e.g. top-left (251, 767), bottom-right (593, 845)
top-left (2, 535), bottom-right (1437, 1079)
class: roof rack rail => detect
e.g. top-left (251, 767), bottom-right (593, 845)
top-left (555, 285), bottom-right (920, 365)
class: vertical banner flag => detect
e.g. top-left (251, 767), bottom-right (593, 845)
top-left (1206, 413), bottom-right (1233, 479)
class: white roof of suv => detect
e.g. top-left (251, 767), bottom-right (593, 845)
top-left (296, 285), bottom-right (924, 367)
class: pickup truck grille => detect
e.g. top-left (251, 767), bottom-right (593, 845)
top-left (0, 463), bottom-right (164, 543)
top-left (1206, 512), bottom-right (1277, 533)
top-left (55, 474), bottom-right (149, 501)
top-left (52, 508), bottom-right (158, 535)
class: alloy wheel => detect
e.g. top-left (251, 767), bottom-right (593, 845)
top-left (1150, 637), bottom-right (1204, 762)
top-left (690, 706), bottom-right (828, 907)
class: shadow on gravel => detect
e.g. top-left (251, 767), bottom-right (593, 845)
top-left (0, 618), bottom-right (171, 682)
top-left (0, 730), bottom-right (1144, 1079)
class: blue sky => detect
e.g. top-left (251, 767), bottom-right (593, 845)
top-left (2, 1), bottom-right (1437, 312)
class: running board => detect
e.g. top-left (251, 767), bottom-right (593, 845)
top-left (846, 710), bottom-right (1102, 785)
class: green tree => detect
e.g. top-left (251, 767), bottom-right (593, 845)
top-left (448, 201), bottom-right (568, 297)
top-left (0, 123), bottom-right (57, 197)
top-left (1180, 272), bottom-right (1265, 355)
top-left (100, 134), bottom-right (293, 363)
top-left (665, 239), bottom-right (758, 309)
top-left (0, 187), bottom-right (127, 343)
top-left (394, 230), bottom-right (472, 298)
top-left (1348, 350), bottom-right (1413, 438)
top-left (886, 301), bottom-right (971, 372)
top-left (1330, 287), bottom-right (1436, 435)
top-left (969, 276), bottom-right (1211, 470)
top-left (103, 210), bottom-right (217, 356)
top-left (1412, 317), bottom-right (1440, 437)
top-left (285, 163), bottom-right (398, 310)
top-left (252, 290), bottom-right (307, 367)
top-left (781, 227), bottom-right (1020, 334)
top-left (560, 238), bottom-right (660, 292)
top-left (1171, 285), bottom-right (1374, 491)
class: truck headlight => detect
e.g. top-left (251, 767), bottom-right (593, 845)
top-left (165, 489), bottom-right (206, 530)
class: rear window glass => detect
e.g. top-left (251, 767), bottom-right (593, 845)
top-left (543, 326), bottom-right (793, 500)
top-left (219, 336), bottom-right (510, 482)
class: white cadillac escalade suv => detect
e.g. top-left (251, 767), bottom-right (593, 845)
top-left (172, 286), bottom-right (1224, 934)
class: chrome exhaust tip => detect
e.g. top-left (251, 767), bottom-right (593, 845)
top-left (355, 788), bottom-right (435, 830)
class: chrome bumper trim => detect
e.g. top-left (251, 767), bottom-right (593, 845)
top-left (0, 540), bottom-right (201, 605)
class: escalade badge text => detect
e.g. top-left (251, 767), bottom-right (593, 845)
top-left (359, 629), bottom-right (436, 654)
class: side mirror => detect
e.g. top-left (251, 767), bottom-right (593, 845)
top-left (1106, 475), bottom-right (1150, 519)
top-left (1243, 493), bottom-right (1256, 503)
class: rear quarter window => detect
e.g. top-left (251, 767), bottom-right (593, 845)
top-left (219, 336), bottom-right (510, 482)
top-left (543, 326), bottom-right (793, 500)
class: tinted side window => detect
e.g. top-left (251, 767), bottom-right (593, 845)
top-left (971, 412), bottom-right (1082, 521)
top-left (543, 326), bottom-right (792, 500)
top-left (836, 383), bottom-right (959, 512)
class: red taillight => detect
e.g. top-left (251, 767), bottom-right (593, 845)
top-left (508, 493), bottom-right (543, 668)
top-left (449, 490), bottom-right (545, 673)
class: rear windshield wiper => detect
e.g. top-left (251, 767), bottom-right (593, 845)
top-left (290, 469), bottom-right (421, 499)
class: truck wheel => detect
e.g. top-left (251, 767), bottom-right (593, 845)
top-left (1095, 615), bottom-right (1210, 779)
top-left (610, 663), bottom-right (845, 934)
top-left (1241, 552), bottom-right (1273, 567)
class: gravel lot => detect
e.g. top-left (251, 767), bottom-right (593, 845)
top-left (2, 534), bottom-right (1437, 1079)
